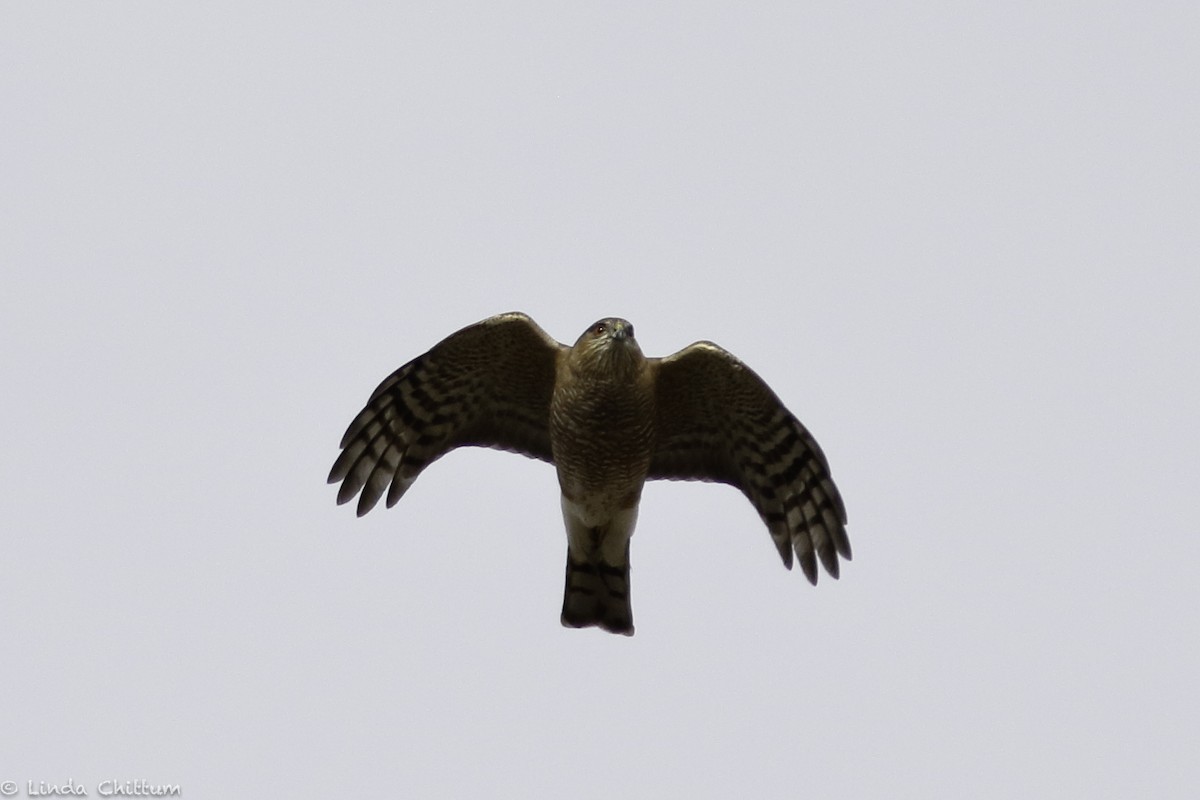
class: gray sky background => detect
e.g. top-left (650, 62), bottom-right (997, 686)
top-left (3, 4), bottom-right (1197, 798)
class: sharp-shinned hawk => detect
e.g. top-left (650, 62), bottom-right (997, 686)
top-left (328, 312), bottom-right (849, 635)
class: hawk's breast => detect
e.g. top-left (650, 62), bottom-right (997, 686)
top-left (549, 367), bottom-right (655, 509)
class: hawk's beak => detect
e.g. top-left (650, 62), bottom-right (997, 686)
top-left (611, 322), bottom-right (630, 341)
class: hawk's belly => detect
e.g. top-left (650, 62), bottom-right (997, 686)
top-left (549, 382), bottom-right (654, 518)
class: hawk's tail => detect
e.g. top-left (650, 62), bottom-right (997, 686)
top-left (560, 557), bottom-right (634, 636)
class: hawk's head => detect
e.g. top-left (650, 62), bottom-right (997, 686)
top-left (571, 317), bottom-right (645, 375)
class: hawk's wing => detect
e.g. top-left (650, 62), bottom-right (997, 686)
top-left (329, 312), bottom-right (563, 516)
top-left (647, 342), bottom-right (850, 583)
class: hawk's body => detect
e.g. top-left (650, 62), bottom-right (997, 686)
top-left (552, 318), bottom-right (654, 633)
top-left (329, 313), bottom-right (849, 635)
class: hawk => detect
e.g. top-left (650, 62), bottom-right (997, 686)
top-left (328, 313), bottom-right (849, 635)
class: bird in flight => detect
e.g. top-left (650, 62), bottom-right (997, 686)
top-left (328, 313), bottom-right (849, 635)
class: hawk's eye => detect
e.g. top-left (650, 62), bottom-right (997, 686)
top-left (594, 323), bottom-right (607, 335)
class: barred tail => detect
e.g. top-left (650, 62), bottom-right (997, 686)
top-left (560, 557), bottom-right (634, 636)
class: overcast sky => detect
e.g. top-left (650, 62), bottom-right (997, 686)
top-left (3, 4), bottom-right (1197, 798)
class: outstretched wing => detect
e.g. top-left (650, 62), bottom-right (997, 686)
top-left (329, 312), bottom-right (563, 516)
top-left (647, 342), bottom-right (849, 584)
